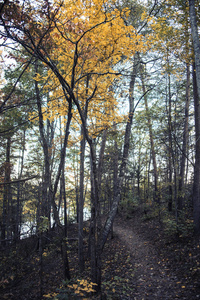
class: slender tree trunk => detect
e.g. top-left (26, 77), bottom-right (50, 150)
top-left (189, 0), bottom-right (200, 98)
top-left (15, 130), bottom-right (26, 241)
top-left (189, 0), bottom-right (200, 234)
top-left (95, 130), bottom-right (108, 288)
top-left (89, 142), bottom-right (98, 285)
top-left (167, 72), bottom-right (173, 212)
top-left (2, 136), bottom-right (11, 243)
top-left (6, 136), bottom-right (12, 241)
top-left (62, 183), bottom-right (71, 281)
top-left (79, 75), bottom-right (90, 272)
top-left (140, 64), bottom-right (159, 203)
top-left (192, 62), bottom-right (200, 234)
top-left (35, 62), bottom-right (51, 222)
top-left (47, 115), bottom-right (55, 229)
top-left (146, 152), bottom-right (151, 205)
top-left (39, 232), bottom-right (44, 298)
top-left (62, 168), bottom-right (68, 238)
top-left (101, 55), bottom-right (139, 250)
top-left (178, 63), bottom-right (190, 212)
top-left (58, 117), bottom-right (71, 280)
top-left (50, 108), bottom-right (72, 226)
top-left (76, 186), bottom-right (79, 223)
top-left (58, 176), bottom-right (63, 214)
top-left (112, 125), bottom-right (118, 238)
top-left (97, 129), bottom-right (107, 192)
top-left (35, 62), bottom-right (72, 227)
top-left (101, 105), bottom-right (134, 250)
top-left (79, 125), bottom-right (86, 272)
top-left (87, 132), bottom-right (107, 290)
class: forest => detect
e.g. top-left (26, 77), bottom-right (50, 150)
top-left (0, 0), bottom-right (200, 299)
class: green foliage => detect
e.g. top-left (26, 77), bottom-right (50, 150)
top-left (102, 276), bottom-right (134, 300)
top-left (163, 215), bottom-right (178, 237)
top-left (141, 203), bottom-right (161, 221)
top-left (38, 216), bottom-right (49, 233)
top-left (67, 214), bottom-right (77, 225)
top-left (162, 211), bottom-right (194, 238)
top-left (119, 194), bottom-right (139, 218)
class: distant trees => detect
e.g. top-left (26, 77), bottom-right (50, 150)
top-left (0, 62), bottom-right (32, 242)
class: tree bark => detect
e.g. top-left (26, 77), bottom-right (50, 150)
top-left (15, 129), bottom-right (26, 241)
top-left (140, 64), bottom-right (159, 203)
top-left (35, 62), bottom-right (51, 222)
top-left (79, 75), bottom-right (90, 272)
top-left (78, 125), bottom-right (86, 272)
top-left (192, 61), bottom-right (200, 234)
top-left (189, 0), bottom-right (200, 99)
top-left (35, 61), bottom-right (73, 228)
top-left (178, 63), bottom-right (190, 212)
top-left (1, 136), bottom-right (11, 243)
top-left (112, 124), bottom-right (118, 238)
top-left (167, 72), bottom-right (173, 212)
top-left (189, 0), bottom-right (200, 234)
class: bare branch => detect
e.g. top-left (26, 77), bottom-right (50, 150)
top-left (0, 175), bottom-right (39, 186)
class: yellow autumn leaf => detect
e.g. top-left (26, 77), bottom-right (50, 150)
top-left (43, 294), bottom-right (51, 298)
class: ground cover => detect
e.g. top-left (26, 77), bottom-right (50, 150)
top-left (0, 210), bottom-right (200, 299)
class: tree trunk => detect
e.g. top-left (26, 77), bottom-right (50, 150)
top-left (15, 129), bottom-right (26, 241)
top-left (178, 63), bottom-right (190, 212)
top-left (167, 72), bottom-right (173, 212)
top-left (101, 55), bottom-right (139, 250)
top-left (1, 136), bottom-right (11, 243)
top-left (189, 0), bottom-right (200, 234)
top-left (35, 62), bottom-right (51, 222)
top-left (101, 106), bottom-right (134, 250)
top-left (79, 76), bottom-right (90, 272)
top-left (89, 139), bottom-right (103, 288)
top-left (39, 232), bottom-right (44, 298)
top-left (97, 129), bottom-right (107, 192)
top-left (189, 0), bottom-right (200, 98)
top-left (140, 64), bottom-right (159, 203)
top-left (35, 62), bottom-right (73, 228)
top-left (78, 125), bottom-right (86, 272)
top-left (192, 61), bottom-right (200, 234)
top-left (112, 125), bottom-right (118, 238)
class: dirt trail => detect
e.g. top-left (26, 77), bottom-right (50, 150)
top-left (113, 216), bottom-right (196, 300)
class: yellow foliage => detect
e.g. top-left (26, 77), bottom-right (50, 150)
top-left (144, 0), bottom-right (193, 68)
top-left (67, 278), bottom-right (97, 296)
top-left (43, 292), bottom-right (58, 298)
top-left (33, 0), bottom-right (145, 139)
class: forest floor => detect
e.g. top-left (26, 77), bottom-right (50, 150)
top-left (112, 212), bottom-right (200, 299)
top-left (1, 209), bottom-right (200, 299)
